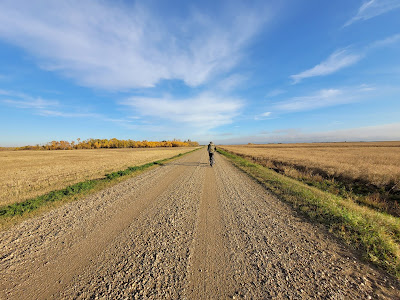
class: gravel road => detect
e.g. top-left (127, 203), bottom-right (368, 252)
top-left (0, 149), bottom-right (399, 299)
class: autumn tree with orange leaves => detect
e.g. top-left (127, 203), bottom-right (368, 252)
top-left (17, 138), bottom-right (199, 150)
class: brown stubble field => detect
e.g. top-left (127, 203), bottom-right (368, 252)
top-left (221, 142), bottom-right (400, 214)
top-left (0, 147), bottom-right (198, 207)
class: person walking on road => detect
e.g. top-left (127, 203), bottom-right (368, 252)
top-left (207, 142), bottom-right (217, 167)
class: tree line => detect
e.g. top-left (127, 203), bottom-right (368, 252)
top-left (17, 138), bottom-right (199, 150)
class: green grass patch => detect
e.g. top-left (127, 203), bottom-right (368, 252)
top-left (0, 180), bottom-right (98, 217)
top-left (218, 148), bottom-right (400, 278)
top-left (232, 152), bottom-right (400, 217)
top-left (0, 148), bottom-right (200, 228)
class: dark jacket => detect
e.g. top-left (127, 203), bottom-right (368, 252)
top-left (207, 143), bottom-right (216, 153)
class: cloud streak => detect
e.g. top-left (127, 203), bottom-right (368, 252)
top-left (370, 33), bottom-right (400, 49)
top-left (255, 85), bottom-right (376, 121)
top-left (217, 123), bottom-right (400, 144)
top-left (291, 34), bottom-right (400, 84)
top-left (268, 85), bottom-right (375, 114)
top-left (291, 49), bottom-right (363, 83)
top-left (0, 0), bottom-right (271, 90)
top-left (266, 89), bottom-right (286, 97)
top-left (3, 98), bottom-right (58, 109)
top-left (345, 0), bottom-right (400, 27)
top-left (275, 89), bottom-right (344, 112)
top-left (1, 89), bottom-right (59, 109)
top-left (120, 94), bottom-right (243, 130)
top-left (36, 110), bottom-right (102, 118)
top-left (0, 89), bottom-right (105, 120)
top-left (255, 111), bottom-right (272, 120)
top-left (216, 74), bottom-right (248, 92)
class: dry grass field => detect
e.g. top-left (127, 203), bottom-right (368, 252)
top-left (221, 142), bottom-right (400, 187)
top-left (0, 147), bottom-right (198, 207)
top-left (221, 142), bottom-right (400, 214)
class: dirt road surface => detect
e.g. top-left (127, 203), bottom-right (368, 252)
top-left (1, 149), bottom-right (399, 299)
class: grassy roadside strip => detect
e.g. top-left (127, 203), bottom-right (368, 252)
top-left (0, 147), bottom-right (201, 230)
top-left (218, 148), bottom-right (400, 278)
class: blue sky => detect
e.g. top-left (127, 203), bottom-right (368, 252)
top-left (0, 0), bottom-right (399, 146)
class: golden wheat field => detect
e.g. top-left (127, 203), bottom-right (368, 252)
top-left (221, 142), bottom-right (400, 189)
top-left (0, 147), bottom-right (198, 206)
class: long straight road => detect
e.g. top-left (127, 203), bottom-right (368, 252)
top-left (0, 149), bottom-right (398, 299)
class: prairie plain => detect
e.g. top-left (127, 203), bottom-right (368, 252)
top-left (0, 147), bottom-right (198, 206)
top-left (221, 142), bottom-right (400, 215)
top-left (221, 142), bottom-right (400, 185)
top-left (1, 149), bottom-right (399, 299)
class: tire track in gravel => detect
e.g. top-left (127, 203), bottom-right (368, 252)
top-left (0, 150), bottom-right (204, 299)
top-left (56, 152), bottom-right (207, 299)
top-left (186, 164), bottom-right (234, 299)
top-left (214, 153), bottom-right (399, 299)
top-left (1, 149), bottom-right (399, 299)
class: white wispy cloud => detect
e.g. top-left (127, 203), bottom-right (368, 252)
top-left (217, 122), bottom-right (400, 144)
top-left (37, 110), bottom-right (102, 118)
top-left (273, 85), bottom-right (375, 113)
top-left (120, 93), bottom-right (243, 130)
top-left (0, 0), bottom-right (271, 90)
top-left (255, 111), bottom-right (272, 120)
top-left (370, 33), bottom-right (400, 49)
top-left (216, 74), bottom-right (248, 92)
top-left (1, 89), bottom-right (59, 109)
top-left (255, 86), bottom-right (374, 120)
top-left (1, 89), bottom-right (175, 136)
top-left (291, 34), bottom-right (400, 84)
top-left (291, 49), bottom-right (363, 84)
top-left (345, 0), bottom-right (400, 27)
top-left (3, 98), bottom-right (58, 109)
top-left (1, 89), bottom-right (105, 119)
top-left (266, 89), bottom-right (286, 97)
top-left (275, 89), bottom-right (342, 111)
